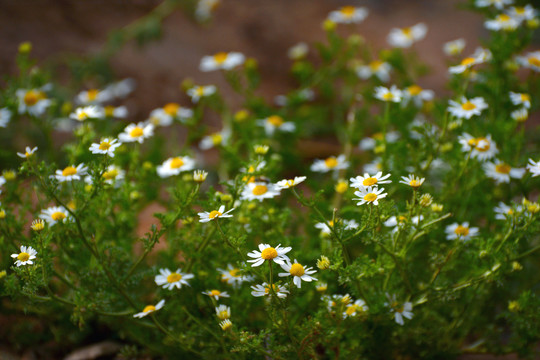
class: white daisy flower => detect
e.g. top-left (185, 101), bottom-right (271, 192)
top-left (17, 146), bottom-right (38, 159)
top-left (100, 165), bottom-right (125, 185)
top-left (402, 85), bottom-right (434, 107)
top-left (509, 92), bottom-right (531, 109)
top-left (327, 6), bottom-right (368, 24)
top-left (203, 289), bottom-right (230, 301)
top-left (387, 23), bottom-right (427, 48)
top-left (494, 202), bottom-right (521, 220)
top-left (193, 170), bottom-right (208, 183)
top-left (385, 294), bottom-right (413, 325)
top-left (247, 243), bottom-right (291, 267)
top-left (485, 13), bottom-right (521, 31)
top-left (39, 206), bottom-right (71, 226)
top-left (350, 172), bottom-right (391, 189)
top-left (16, 88), bottom-right (51, 116)
top-left (278, 259), bottom-right (317, 288)
top-left (276, 176), bottom-right (306, 189)
top-left (70, 106), bottom-right (104, 121)
top-left (52, 164), bottom-right (88, 182)
top-left (507, 5), bottom-right (537, 21)
top-left (315, 219), bottom-right (359, 236)
top-left (133, 300), bottom-right (165, 318)
top-left (449, 48), bottom-right (492, 74)
top-left (148, 103), bottom-right (193, 127)
top-left (356, 60), bottom-right (392, 82)
top-left (76, 88), bottom-right (113, 105)
top-left (195, 0), bottom-right (220, 21)
top-left (475, 0), bottom-right (513, 10)
top-left (89, 138), bottom-right (121, 157)
top-left (103, 105), bottom-right (128, 119)
top-left (443, 38), bottom-right (466, 56)
top-left (257, 115), bottom-right (295, 136)
top-left (359, 132), bottom-right (400, 151)
top-left (511, 108), bottom-right (528, 122)
top-left (483, 160), bottom-right (525, 184)
top-left (187, 85), bottom-right (216, 103)
top-left (448, 97), bottom-right (488, 119)
top-left (240, 182), bottom-right (281, 202)
top-left (310, 155), bottom-right (349, 173)
top-left (374, 85), bottom-right (402, 103)
top-left (218, 264), bottom-right (253, 288)
top-left (0, 108), bottom-right (12, 127)
top-left (343, 299), bottom-right (368, 318)
top-left (104, 78), bottom-right (136, 99)
top-left (215, 305), bottom-right (231, 320)
top-left (324, 294), bottom-right (353, 313)
top-left (458, 133), bottom-right (499, 161)
top-left (353, 186), bottom-right (387, 206)
top-left (200, 52), bottom-right (245, 72)
top-left (198, 205), bottom-right (234, 223)
top-left (384, 215), bottom-right (423, 233)
top-left (445, 222), bottom-right (479, 241)
top-left (118, 122), bottom-right (154, 144)
top-left (399, 174), bottom-right (425, 188)
top-left (11, 245), bottom-right (37, 267)
top-left (363, 158), bottom-right (383, 174)
top-left (527, 158), bottom-right (540, 176)
top-left (156, 156), bottom-right (196, 178)
top-left (517, 51), bottom-right (540, 72)
top-left (199, 129), bottom-right (230, 150)
top-left (288, 42), bottom-right (308, 60)
top-left (251, 283), bottom-right (289, 298)
top-left (155, 268), bottom-right (194, 290)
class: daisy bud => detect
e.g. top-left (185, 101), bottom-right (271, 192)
top-left (322, 19), bottom-right (336, 32)
top-left (512, 261), bottom-right (523, 271)
top-left (419, 194), bottom-right (433, 207)
top-left (31, 219), bottom-right (45, 231)
top-left (3, 170), bottom-right (16, 181)
top-left (234, 109), bottom-right (249, 122)
top-left (0, 210), bottom-right (5, 219)
top-left (19, 42), bottom-right (32, 54)
top-left (527, 18), bottom-right (540, 29)
top-left (143, 161), bottom-right (153, 170)
top-left (508, 301), bottom-right (520, 312)
top-left (0, 270), bottom-right (6, 279)
top-left (431, 203), bottom-right (443, 212)
top-left (317, 255), bottom-right (331, 270)
top-left (254, 144), bottom-right (269, 155)
top-left (219, 319), bottom-right (233, 331)
top-left (193, 170), bottom-right (208, 183)
top-left (335, 180), bottom-right (348, 194)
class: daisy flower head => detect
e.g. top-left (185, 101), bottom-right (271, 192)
top-left (509, 92), bottom-right (531, 109)
top-left (247, 243), bottom-right (291, 267)
top-left (517, 51), bottom-right (540, 72)
top-left (310, 154), bottom-right (349, 173)
top-left (511, 108), bottom-right (528, 122)
top-left (403, 85), bottom-right (434, 107)
top-left (325, 294), bottom-right (353, 313)
top-left (31, 219), bottom-right (45, 231)
top-left (387, 23), bottom-right (427, 48)
top-left (494, 202), bottom-right (521, 220)
top-left (507, 5), bottom-right (537, 21)
top-left (315, 219), bottom-right (359, 236)
top-left (240, 182), bottom-right (281, 202)
top-left (251, 283), bottom-right (289, 298)
top-left (288, 42), bottom-right (308, 60)
top-left (157, 156), bottom-right (196, 178)
top-left (118, 122), bottom-right (154, 144)
top-left (76, 88), bottom-right (112, 105)
top-left (11, 245), bottom-right (37, 267)
top-left (385, 294), bottom-right (413, 325)
top-left (100, 165), bottom-right (125, 185)
top-left (276, 176), bottom-right (306, 189)
top-left (198, 205), bottom-right (234, 223)
top-left (218, 264), bottom-right (253, 288)
top-left (475, 0), bottom-right (513, 10)
top-left (278, 259), bottom-right (317, 288)
top-left (155, 268), bottom-right (194, 290)
top-left (350, 172), bottom-right (391, 189)
top-left (483, 160), bottom-right (525, 184)
top-left (0, 108), bottom-right (12, 127)
top-left (39, 206), bottom-right (71, 226)
top-left (384, 215), bottom-right (423, 233)
top-left (356, 60), bottom-right (392, 82)
top-left (359, 132), bottom-right (400, 151)
top-left (485, 13), bottom-right (520, 31)
top-left (257, 115), bottom-right (295, 136)
top-left (443, 38), bottom-right (466, 56)
top-left (193, 170), bottom-right (208, 183)
top-left (374, 85), bottom-right (402, 103)
top-left (449, 48), bottom-right (491, 74)
top-left (103, 105), bottom-right (128, 119)
top-left (399, 174), bottom-right (425, 188)
top-left (148, 103), bottom-right (193, 127)
top-left (70, 105), bottom-right (104, 121)
top-left (328, 6), bottom-right (368, 24)
top-left (527, 158), bottom-right (540, 176)
top-left (448, 97), bottom-right (488, 119)
top-left (16, 88), bottom-right (51, 116)
top-left (199, 129), bottom-right (230, 150)
top-left (187, 85), bottom-right (216, 103)
top-left (133, 300), bottom-right (165, 318)
top-left (89, 138), bottom-right (121, 157)
top-left (343, 299), bottom-right (368, 319)
top-left (458, 133), bottom-right (499, 161)
top-left (445, 222), bottom-right (479, 241)
top-left (53, 164), bottom-right (88, 182)
top-left (17, 146), bottom-right (38, 159)
top-left (203, 289), bottom-right (230, 301)
top-left (215, 305), bottom-right (231, 320)
top-left (353, 186), bottom-right (387, 206)
top-left (219, 319), bottom-right (233, 331)
top-left (200, 52), bottom-right (245, 72)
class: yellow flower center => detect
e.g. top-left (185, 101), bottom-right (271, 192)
top-left (211, 133), bottom-right (223, 145)
top-left (17, 252), bottom-right (30, 261)
top-left (167, 273), bottom-right (182, 283)
top-left (163, 103), bottom-right (180, 115)
top-left (170, 157), bottom-right (185, 169)
top-left (129, 127), bottom-right (144, 138)
top-left (498, 14), bottom-right (511, 22)
top-left (104, 106), bottom-right (115, 117)
top-left (362, 177), bottom-right (378, 186)
top-left (252, 184), bottom-right (268, 196)
top-left (218, 310), bottom-right (229, 319)
top-left (62, 166), bottom-right (77, 177)
top-left (402, 27), bottom-right (413, 38)
top-left (520, 94), bottom-right (530, 102)
top-left (515, 7), bottom-right (525, 15)
top-left (340, 6), bottom-right (356, 16)
top-left (335, 181), bottom-right (348, 193)
top-left (495, 164), bottom-right (511, 174)
top-left (407, 85), bottom-right (422, 96)
top-left (454, 225), bottom-right (469, 236)
top-left (398, 215), bottom-right (407, 223)
top-left (213, 52), bottom-right (229, 64)
top-left (409, 179), bottom-right (422, 187)
top-left (210, 290), bottom-right (221, 297)
top-left (461, 57), bottom-right (476, 66)
top-left (475, 138), bottom-right (490, 152)
top-left (208, 210), bottom-right (222, 219)
top-left (77, 111), bottom-right (88, 120)
top-left (196, 87), bottom-right (205, 97)
top-left (461, 101), bottom-right (476, 111)
top-left (87, 89), bottom-right (99, 101)
top-left (382, 92), bottom-right (394, 101)
top-left (528, 57), bottom-right (540, 67)
top-left (341, 295), bottom-right (352, 305)
top-left (346, 305), bottom-right (359, 316)
top-left (23, 90), bottom-right (45, 106)
top-left (264, 284), bottom-right (279, 294)
top-left (267, 115), bottom-right (284, 127)
top-left (372, 132), bottom-right (384, 140)
top-left (261, 247), bottom-right (278, 260)
top-left (102, 169), bottom-right (119, 180)
top-left (229, 269), bottom-right (240, 277)
top-left (51, 212), bottom-right (66, 221)
top-left (99, 141), bottom-right (111, 150)
top-left (289, 263), bottom-right (305, 277)
top-left (370, 60), bottom-right (383, 70)
top-left (364, 193), bottom-right (377, 202)
top-left (143, 305), bottom-right (156, 313)
top-left (324, 157), bottom-right (339, 168)
top-left (507, 209), bottom-right (514, 215)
